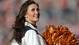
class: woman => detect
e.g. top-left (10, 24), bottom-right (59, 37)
top-left (11, 0), bottom-right (46, 45)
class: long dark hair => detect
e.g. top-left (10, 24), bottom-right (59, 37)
top-left (13, 0), bottom-right (39, 43)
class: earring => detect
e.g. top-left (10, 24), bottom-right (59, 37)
top-left (25, 16), bottom-right (28, 18)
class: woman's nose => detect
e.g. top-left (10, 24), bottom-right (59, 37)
top-left (35, 10), bottom-right (38, 15)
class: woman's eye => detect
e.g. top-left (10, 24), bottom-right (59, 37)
top-left (31, 8), bottom-right (35, 11)
top-left (31, 8), bottom-right (39, 12)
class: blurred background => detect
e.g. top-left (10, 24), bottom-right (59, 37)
top-left (0, 0), bottom-right (79, 45)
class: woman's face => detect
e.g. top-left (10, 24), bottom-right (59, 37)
top-left (25, 4), bottom-right (39, 23)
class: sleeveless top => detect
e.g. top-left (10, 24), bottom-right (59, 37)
top-left (11, 22), bottom-right (46, 45)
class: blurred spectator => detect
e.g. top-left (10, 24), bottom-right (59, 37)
top-left (0, 0), bottom-right (20, 45)
top-left (40, 0), bottom-right (54, 22)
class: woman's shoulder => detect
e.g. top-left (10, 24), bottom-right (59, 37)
top-left (11, 39), bottom-right (19, 45)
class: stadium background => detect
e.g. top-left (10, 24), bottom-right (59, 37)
top-left (0, 0), bottom-right (79, 45)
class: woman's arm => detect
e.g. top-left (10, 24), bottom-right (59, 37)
top-left (22, 30), bottom-right (39, 45)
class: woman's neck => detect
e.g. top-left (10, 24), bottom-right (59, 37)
top-left (25, 18), bottom-right (36, 26)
